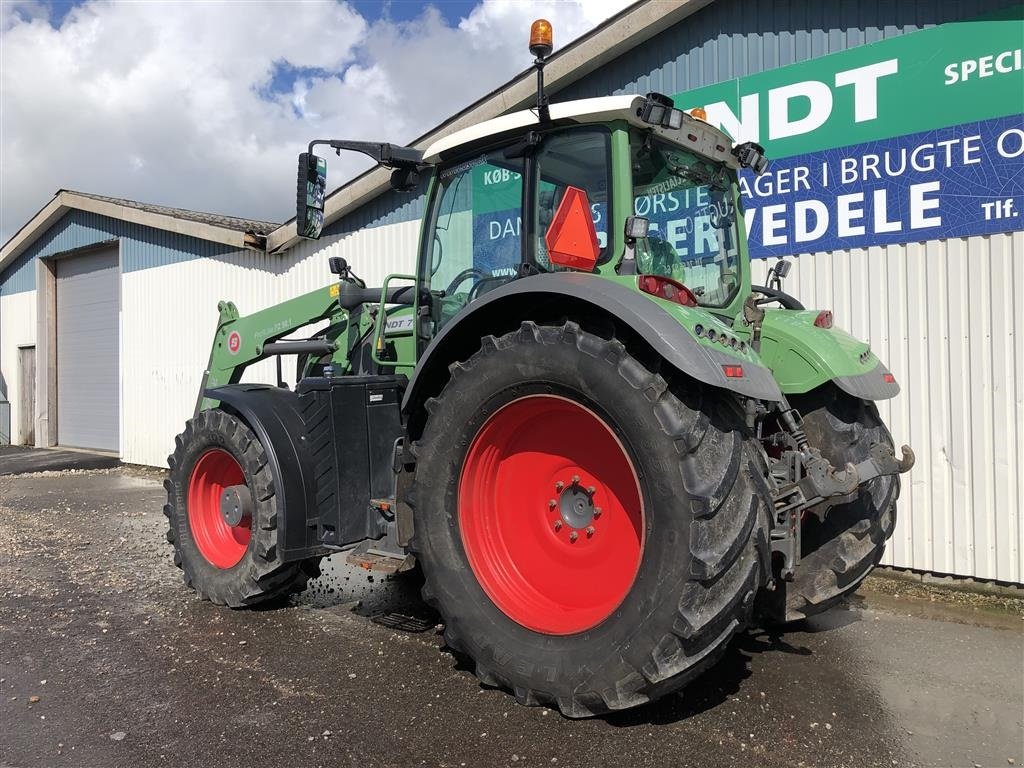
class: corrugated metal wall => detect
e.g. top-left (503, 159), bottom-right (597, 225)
top-left (0, 291), bottom-right (37, 444)
top-left (751, 232), bottom-right (1022, 583)
top-left (119, 220), bottom-right (421, 467)
top-left (560, 0), bottom-right (1015, 99)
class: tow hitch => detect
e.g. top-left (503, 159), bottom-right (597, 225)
top-left (765, 404), bottom-right (915, 582)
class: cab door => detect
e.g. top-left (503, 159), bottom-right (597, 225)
top-left (418, 148), bottom-right (526, 336)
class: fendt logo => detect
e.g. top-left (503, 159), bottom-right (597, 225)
top-left (227, 331), bottom-right (241, 355)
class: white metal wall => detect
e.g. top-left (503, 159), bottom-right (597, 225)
top-left (752, 230), bottom-right (1023, 584)
top-left (0, 290), bottom-right (37, 445)
top-left (118, 219), bottom-right (421, 468)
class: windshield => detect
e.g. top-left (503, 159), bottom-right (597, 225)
top-left (631, 132), bottom-right (742, 308)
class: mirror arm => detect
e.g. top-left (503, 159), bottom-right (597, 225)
top-left (307, 139), bottom-right (423, 169)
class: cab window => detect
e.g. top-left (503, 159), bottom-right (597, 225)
top-left (533, 128), bottom-right (610, 270)
top-left (423, 151), bottom-right (524, 329)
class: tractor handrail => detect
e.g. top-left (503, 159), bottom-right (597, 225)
top-left (371, 274), bottom-right (419, 368)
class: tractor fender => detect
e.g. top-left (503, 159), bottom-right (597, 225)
top-left (204, 384), bottom-right (322, 562)
top-left (403, 273), bottom-right (782, 422)
top-left (758, 310), bottom-right (901, 400)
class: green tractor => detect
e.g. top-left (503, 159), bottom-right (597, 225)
top-left (165, 22), bottom-right (913, 718)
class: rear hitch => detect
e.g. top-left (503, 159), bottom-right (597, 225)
top-left (765, 415), bottom-right (915, 583)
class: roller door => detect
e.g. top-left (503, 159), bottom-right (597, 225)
top-left (56, 248), bottom-right (120, 452)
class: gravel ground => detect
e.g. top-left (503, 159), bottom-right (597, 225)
top-left (0, 468), bottom-right (1021, 768)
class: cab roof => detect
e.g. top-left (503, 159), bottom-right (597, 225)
top-left (420, 94), bottom-right (741, 171)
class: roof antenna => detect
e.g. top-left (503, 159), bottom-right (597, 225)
top-left (529, 19), bottom-right (553, 122)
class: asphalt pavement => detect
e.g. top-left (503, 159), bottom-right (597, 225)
top-left (1, 468), bottom-right (1021, 768)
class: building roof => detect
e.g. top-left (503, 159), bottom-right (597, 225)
top-left (69, 191), bottom-right (279, 236)
top-left (0, 189), bottom-right (275, 273)
top-left (266, 0), bottom-right (713, 252)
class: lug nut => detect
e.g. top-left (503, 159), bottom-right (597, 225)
top-left (586, 485), bottom-right (596, 495)
top-left (555, 481), bottom-right (564, 491)
top-left (548, 499), bottom-right (557, 509)
top-left (593, 507), bottom-right (602, 519)
top-left (553, 520), bottom-right (562, 532)
top-left (586, 526), bottom-right (595, 537)
top-left (571, 475), bottom-right (580, 484)
top-left (569, 531), bottom-right (578, 542)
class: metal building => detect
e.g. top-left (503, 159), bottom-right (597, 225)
top-left (1, 0), bottom-right (1021, 584)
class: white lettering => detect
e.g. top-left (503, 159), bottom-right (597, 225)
top-left (794, 200), bottom-right (828, 243)
top-left (872, 189), bottom-right (901, 233)
top-left (837, 193), bottom-right (866, 237)
top-left (768, 80), bottom-right (833, 140)
top-left (997, 128), bottom-right (1024, 158)
top-left (762, 204), bottom-right (788, 246)
top-left (910, 181), bottom-right (942, 229)
top-left (834, 59), bottom-right (898, 123)
top-left (705, 93), bottom-right (761, 142)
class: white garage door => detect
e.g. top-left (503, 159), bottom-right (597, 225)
top-left (56, 248), bottom-right (120, 452)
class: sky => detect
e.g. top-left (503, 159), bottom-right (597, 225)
top-left (0, 0), bottom-right (633, 242)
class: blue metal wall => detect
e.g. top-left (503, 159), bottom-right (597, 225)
top-left (0, 209), bottom-right (239, 295)
top-left (323, 0), bottom-right (1016, 235)
top-left (558, 0), bottom-right (1012, 100)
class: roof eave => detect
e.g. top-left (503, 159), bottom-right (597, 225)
top-left (266, 0), bottom-right (714, 254)
top-left (1, 190), bottom-right (261, 275)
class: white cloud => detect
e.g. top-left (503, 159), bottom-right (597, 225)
top-left (0, 0), bottom-right (632, 241)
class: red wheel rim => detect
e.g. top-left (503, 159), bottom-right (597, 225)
top-left (188, 448), bottom-right (251, 569)
top-left (459, 395), bottom-right (645, 635)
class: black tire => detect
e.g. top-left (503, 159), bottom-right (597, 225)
top-left (409, 321), bottom-right (772, 717)
top-left (164, 409), bottom-right (321, 607)
top-left (769, 385), bottom-right (899, 622)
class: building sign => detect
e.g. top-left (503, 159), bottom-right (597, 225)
top-left (672, 10), bottom-right (1024, 258)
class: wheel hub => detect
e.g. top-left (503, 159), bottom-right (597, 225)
top-left (220, 484), bottom-right (253, 527)
top-left (553, 476), bottom-right (599, 538)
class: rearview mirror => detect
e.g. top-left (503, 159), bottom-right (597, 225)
top-left (624, 215), bottom-right (650, 243)
top-left (297, 152), bottom-right (327, 239)
top-left (545, 186), bottom-right (599, 271)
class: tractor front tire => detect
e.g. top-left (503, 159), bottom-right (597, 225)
top-left (164, 409), bottom-right (320, 607)
top-left (409, 322), bottom-right (772, 717)
top-left (766, 386), bottom-right (899, 623)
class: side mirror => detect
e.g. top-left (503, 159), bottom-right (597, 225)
top-left (733, 141), bottom-right (769, 175)
top-left (297, 152), bottom-right (327, 239)
top-left (545, 186), bottom-right (600, 271)
top-left (767, 259), bottom-right (791, 291)
top-left (624, 215), bottom-right (650, 243)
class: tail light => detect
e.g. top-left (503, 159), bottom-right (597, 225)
top-left (814, 310), bottom-right (833, 328)
top-left (638, 275), bottom-right (698, 307)
top-left (721, 364), bottom-right (744, 378)
top-left (883, 373), bottom-right (896, 384)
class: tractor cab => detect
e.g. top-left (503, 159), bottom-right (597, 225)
top-left (298, 87), bottom-right (769, 355)
top-left (413, 94), bottom-right (766, 338)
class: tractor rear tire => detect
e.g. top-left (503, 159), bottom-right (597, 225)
top-left (164, 409), bottom-right (321, 607)
top-left (409, 321), bottom-right (772, 717)
top-left (767, 385), bottom-right (899, 623)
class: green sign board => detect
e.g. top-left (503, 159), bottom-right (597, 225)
top-left (673, 9), bottom-right (1024, 158)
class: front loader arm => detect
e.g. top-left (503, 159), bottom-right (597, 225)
top-left (196, 284), bottom-right (347, 413)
